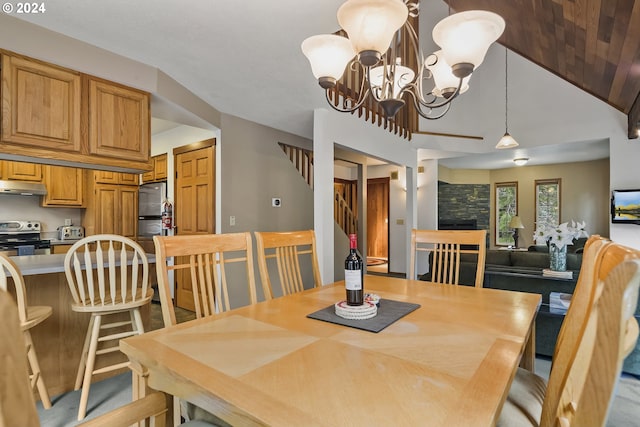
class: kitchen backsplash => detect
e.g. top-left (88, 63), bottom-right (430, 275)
top-left (0, 194), bottom-right (83, 235)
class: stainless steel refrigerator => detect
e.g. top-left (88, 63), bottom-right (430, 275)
top-left (138, 182), bottom-right (167, 252)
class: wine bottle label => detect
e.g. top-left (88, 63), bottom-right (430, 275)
top-left (345, 269), bottom-right (362, 290)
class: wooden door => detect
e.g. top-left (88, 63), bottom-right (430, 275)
top-left (1, 54), bottom-right (82, 152)
top-left (174, 141), bottom-right (215, 310)
top-left (41, 166), bottom-right (84, 207)
top-left (367, 178), bottom-right (390, 262)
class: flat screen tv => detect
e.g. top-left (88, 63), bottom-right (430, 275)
top-left (611, 189), bottom-right (640, 224)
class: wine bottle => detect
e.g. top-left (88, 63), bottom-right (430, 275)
top-left (344, 233), bottom-right (364, 306)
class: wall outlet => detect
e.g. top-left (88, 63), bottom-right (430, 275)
top-left (229, 216), bottom-right (236, 226)
top-left (272, 198), bottom-right (282, 207)
top-left (64, 218), bottom-right (72, 226)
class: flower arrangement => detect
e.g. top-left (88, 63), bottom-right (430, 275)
top-left (533, 220), bottom-right (588, 250)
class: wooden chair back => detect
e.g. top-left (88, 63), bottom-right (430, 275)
top-left (254, 230), bottom-right (322, 299)
top-left (64, 234), bottom-right (151, 311)
top-left (153, 232), bottom-right (258, 327)
top-left (0, 290), bottom-right (40, 427)
top-left (547, 245), bottom-right (640, 427)
top-left (409, 229), bottom-right (487, 287)
top-left (0, 254), bottom-right (33, 326)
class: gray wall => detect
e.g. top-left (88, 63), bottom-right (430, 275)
top-left (218, 113), bottom-right (315, 306)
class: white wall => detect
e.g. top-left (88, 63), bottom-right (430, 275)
top-left (610, 135), bottom-right (640, 249)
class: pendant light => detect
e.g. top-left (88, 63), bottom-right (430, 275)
top-left (495, 47), bottom-right (518, 149)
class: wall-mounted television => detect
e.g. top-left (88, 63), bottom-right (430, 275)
top-left (611, 189), bottom-right (640, 224)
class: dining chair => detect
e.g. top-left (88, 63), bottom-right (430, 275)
top-left (254, 229), bottom-right (322, 299)
top-left (0, 254), bottom-right (53, 410)
top-left (64, 234), bottom-right (153, 421)
top-left (498, 238), bottom-right (640, 427)
top-left (0, 289), bottom-right (216, 427)
top-left (153, 232), bottom-right (258, 327)
top-left (409, 229), bottom-right (487, 287)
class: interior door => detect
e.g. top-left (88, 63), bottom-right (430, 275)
top-left (367, 178), bottom-right (389, 269)
top-left (174, 141), bottom-right (215, 311)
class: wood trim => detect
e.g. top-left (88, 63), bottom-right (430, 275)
top-left (628, 91), bottom-right (640, 139)
top-left (172, 138), bottom-right (216, 156)
top-left (413, 130), bottom-right (484, 141)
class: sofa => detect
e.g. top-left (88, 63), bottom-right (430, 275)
top-left (420, 238), bottom-right (640, 377)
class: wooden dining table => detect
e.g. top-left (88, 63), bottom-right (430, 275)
top-left (120, 275), bottom-right (541, 427)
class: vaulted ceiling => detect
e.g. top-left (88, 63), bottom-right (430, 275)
top-left (446, 0), bottom-right (640, 139)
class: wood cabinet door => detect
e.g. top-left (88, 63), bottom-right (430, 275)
top-left (93, 170), bottom-right (119, 184)
top-left (119, 186), bottom-right (138, 239)
top-left (1, 54), bottom-right (81, 151)
top-left (153, 153), bottom-right (168, 180)
top-left (87, 78), bottom-right (150, 162)
top-left (119, 173), bottom-right (139, 186)
top-left (93, 185), bottom-right (119, 235)
top-left (174, 144), bottom-right (215, 311)
top-left (3, 161), bottom-right (42, 182)
top-left (41, 166), bottom-right (84, 207)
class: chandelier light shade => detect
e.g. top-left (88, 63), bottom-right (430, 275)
top-left (432, 11), bottom-right (506, 77)
top-left (301, 35), bottom-right (356, 88)
top-left (424, 51), bottom-right (470, 98)
top-left (336, 0), bottom-right (408, 66)
top-left (301, 0), bottom-right (505, 120)
top-left (495, 47), bottom-right (519, 149)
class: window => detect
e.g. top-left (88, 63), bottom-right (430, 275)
top-left (496, 182), bottom-right (518, 246)
top-left (535, 178), bottom-right (561, 232)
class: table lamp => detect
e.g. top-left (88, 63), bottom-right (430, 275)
top-left (509, 216), bottom-right (525, 248)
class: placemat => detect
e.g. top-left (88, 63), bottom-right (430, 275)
top-left (306, 299), bottom-right (421, 333)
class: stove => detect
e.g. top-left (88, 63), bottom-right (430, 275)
top-left (0, 220), bottom-right (51, 256)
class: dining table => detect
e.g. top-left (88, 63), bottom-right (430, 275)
top-left (120, 274), bottom-right (541, 427)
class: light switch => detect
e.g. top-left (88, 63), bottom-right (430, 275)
top-left (396, 219), bottom-right (405, 225)
top-left (230, 216), bottom-right (236, 226)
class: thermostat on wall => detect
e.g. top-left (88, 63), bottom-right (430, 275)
top-left (272, 198), bottom-right (282, 207)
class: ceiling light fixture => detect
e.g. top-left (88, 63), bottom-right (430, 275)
top-left (513, 158), bottom-right (529, 166)
top-left (301, 0), bottom-right (505, 120)
top-left (495, 46), bottom-right (519, 149)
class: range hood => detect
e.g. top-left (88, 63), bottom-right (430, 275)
top-left (0, 180), bottom-right (47, 196)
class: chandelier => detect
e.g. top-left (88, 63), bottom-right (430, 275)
top-left (301, 0), bottom-right (505, 120)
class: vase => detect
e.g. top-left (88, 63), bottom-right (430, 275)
top-left (549, 243), bottom-right (567, 271)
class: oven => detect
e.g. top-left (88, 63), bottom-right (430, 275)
top-left (0, 220), bottom-right (51, 257)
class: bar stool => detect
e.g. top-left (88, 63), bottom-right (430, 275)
top-left (64, 234), bottom-right (152, 420)
top-left (0, 254), bottom-right (52, 409)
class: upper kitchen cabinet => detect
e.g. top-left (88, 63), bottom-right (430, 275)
top-left (93, 170), bottom-right (138, 185)
top-left (87, 78), bottom-right (150, 163)
top-left (1, 54), bottom-right (82, 152)
top-left (41, 165), bottom-right (85, 207)
top-left (0, 50), bottom-right (151, 173)
top-left (0, 160), bottom-right (42, 182)
top-left (141, 153), bottom-right (168, 183)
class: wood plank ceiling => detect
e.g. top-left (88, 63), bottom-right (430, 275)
top-left (445, 0), bottom-right (640, 139)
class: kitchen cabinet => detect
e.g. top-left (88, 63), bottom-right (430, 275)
top-left (0, 50), bottom-right (151, 173)
top-left (51, 245), bottom-right (73, 254)
top-left (1, 53), bottom-right (82, 152)
top-left (93, 171), bottom-right (138, 185)
top-left (41, 166), bottom-right (85, 207)
top-left (0, 160), bottom-right (42, 182)
top-left (87, 77), bottom-right (150, 163)
top-left (141, 153), bottom-right (168, 183)
top-left (82, 182), bottom-right (138, 239)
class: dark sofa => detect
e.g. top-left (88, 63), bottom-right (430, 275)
top-left (420, 239), bottom-right (640, 377)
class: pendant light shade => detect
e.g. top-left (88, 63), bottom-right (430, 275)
top-left (495, 47), bottom-right (519, 149)
top-left (301, 35), bottom-right (356, 88)
top-left (425, 51), bottom-right (471, 98)
top-left (432, 11), bottom-right (505, 77)
top-left (369, 63), bottom-right (415, 99)
top-left (337, 0), bottom-right (408, 66)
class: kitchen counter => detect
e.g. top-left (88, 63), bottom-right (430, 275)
top-left (10, 252), bottom-right (156, 275)
top-left (47, 238), bottom-right (82, 245)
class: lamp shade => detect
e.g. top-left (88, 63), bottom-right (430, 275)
top-left (369, 63), bottom-right (415, 99)
top-left (301, 35), bottom-right (355, 87)
top-left (337, 0), bottom-right (408, 65)
top-left (509, 216), bottom-right (524, 229)
top-left (432, 11), bottom-right (505, 72)
top-left (495, 132), bottom-right (519, 149)
top-left (424, 51), bottom-right (470, 98)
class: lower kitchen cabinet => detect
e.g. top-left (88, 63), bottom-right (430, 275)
top-left (51, 244), bottom-right (73, 254)
top-left (41, 166), bottom-right (85, 207)
top-left (82, 183), bottom-right (138, 239)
